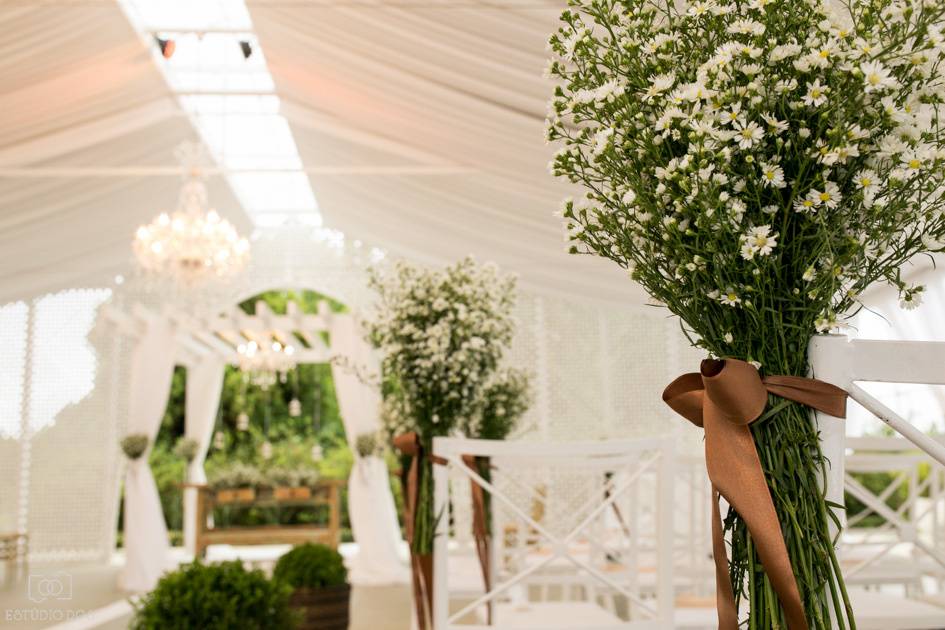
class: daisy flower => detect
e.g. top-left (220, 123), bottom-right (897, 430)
top-left (854, 169), bottom-right (879, 198)
top-left (720, 289), bottom-right (742, 306)
top-left (723, 102), bottom-right (744, 125)
top-left (644, 74), bottom-right (676, 101)
top-left (899, 285), bottom-right (924, 310)
top-left (815, 313), bottom-right (840, 332)
top-left (860, 60), bottom-right (898, 92)
top-left (794, 197), bottom-right (817, 212)
top-left (740, 225), bottom-right (779, 260)
top-left (803, 79), bottom-right (829, 107)
top-left (762, 114), bottom-right (789, 134)
top-left (816, 181), bottom-right (841, 209)
top-left (759, 163), bottom-right (786, 188)
top-left (733, 120), bottom-right (764, 148)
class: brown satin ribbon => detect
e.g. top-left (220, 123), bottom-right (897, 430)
top-left (393, 432), bottom-right (441, 630)
top-left (462, 454), bottom-right (493, 623)
top-left (394, 434), bottom-right (492, 629)
top-left (663, 358), bottom-right (847, 630)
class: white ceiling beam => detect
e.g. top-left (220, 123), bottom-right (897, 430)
top-left (0, 165), bottom-right (473, 178)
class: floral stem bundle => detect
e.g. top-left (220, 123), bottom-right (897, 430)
top-left (547, 0), bottom-right (945, 626)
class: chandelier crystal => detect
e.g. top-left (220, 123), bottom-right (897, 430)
top-left (237, 339), bottom-right (296, 389)
top-left (133, 143), bottom-right (250, 283)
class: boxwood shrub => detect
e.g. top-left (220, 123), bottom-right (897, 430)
top-left (273, 543), bottom-right (347, 589)
top-left (131, 561), bottom-right (297, 629)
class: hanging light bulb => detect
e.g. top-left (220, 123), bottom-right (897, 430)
top-left (236, 412), bottom-right (250, 431)
top-left (288, 399), bottom-right (301, 417)
top-left (213, 431), bottom-right (225, 450)
top-left (260, 441), bottom-right (273, 460)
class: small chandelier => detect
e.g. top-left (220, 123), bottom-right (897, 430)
top-left (133, 142), bottom-right (250, 284)
top-left (237, 339), bottom-right (295, 389)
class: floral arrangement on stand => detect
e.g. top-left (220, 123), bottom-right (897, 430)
top-left (547, 0), bottom-right (945, 628)
top-left (366, 256), bottom-right (523, 628)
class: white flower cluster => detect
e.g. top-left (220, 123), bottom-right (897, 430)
top-left (366, 257), bottom-right (519, 439)
top-left (547, 0), bottom-right (945, 360)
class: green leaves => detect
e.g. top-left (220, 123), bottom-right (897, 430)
top-left (131, 561), bottom-right (298, 630)
top-left (273, 543), bottom-right (348, 589)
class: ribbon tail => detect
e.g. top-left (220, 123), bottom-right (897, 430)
top-left (464, 455), bottom-right (493, 624)
top-left (395, 433), bottom-right (430, 630)
top-left (705, 407), bottom-right (810, 630)
top-left (712, 487), bottom-right (739, 630)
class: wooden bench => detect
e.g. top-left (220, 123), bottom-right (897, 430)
top-left (187, 481), bottom-right (343, 558)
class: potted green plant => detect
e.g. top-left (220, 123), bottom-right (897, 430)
top-left (208, 463), bottom-right (262, 504)
top-left (273, 543), bottom-right (350, 630)
top-left (267, 467), bottom-right (320, 500)
top-left (131, 560), bottom-right (297, 629)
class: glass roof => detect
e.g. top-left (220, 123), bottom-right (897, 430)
top-left (119, 0), bottom-right (321, 228)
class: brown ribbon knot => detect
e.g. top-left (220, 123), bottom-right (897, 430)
top-left (663, 358), bottom-right (847, 630)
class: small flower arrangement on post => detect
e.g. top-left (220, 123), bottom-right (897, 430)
top-left (366, 256), bottom-right (519, 628)
top-left (547, 0), bottom-right (945, 628)
top-left (120, 434), bottom-right (150, 461)
top-left (174, 437), bottom-right (200, 463)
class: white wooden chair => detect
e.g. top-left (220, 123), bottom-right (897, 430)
top-left (810, 336), bottom-right (945, 627)
top-left (841, 436), bottom-right (945, 593)
top-left (432, 437), bottom-right (675, 629)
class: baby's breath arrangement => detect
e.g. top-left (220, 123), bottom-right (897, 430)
top-left (367, 257), bottom-right (518, 553)
top-left (463, 368), bottom-right (531, 441)
top-left (547, 0), bottom-right (945, 627)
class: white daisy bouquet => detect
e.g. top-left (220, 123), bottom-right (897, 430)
top-left (367, 257), bottom-right (518, 553)
top-left (547, 0), bottom-right (945, 626)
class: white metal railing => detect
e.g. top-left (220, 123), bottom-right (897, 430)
top-left (432, 437), bottom-right (675, 630)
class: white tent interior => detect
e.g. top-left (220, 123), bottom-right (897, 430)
top-left (3, 1), bottom-right (945, 629)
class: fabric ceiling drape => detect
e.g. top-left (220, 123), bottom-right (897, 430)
top-left (249, 4), bottom-right (645, 305)
top-left (119, 319), bottom-right (177, 592)
top-left (182, 359), bottom-right (226, 556)
top-left (330, 314), bottom-right (409, 585)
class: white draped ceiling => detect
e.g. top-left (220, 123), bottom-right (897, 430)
top-left (0, 1), bottom-right (645, 307)
top-left (249, 3), bottom-right (641, 302)
top-left (0, 4), bottom-right (248, 305)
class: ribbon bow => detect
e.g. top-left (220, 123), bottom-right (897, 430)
top-left (663, 359), bottom-right (847, 630)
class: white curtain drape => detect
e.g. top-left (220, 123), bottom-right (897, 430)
top-left (183, 359), bottom-right (226, 555)
top-left (330, 314), bottom-right (409, 585)
top-left (119, 319), bottom-right (177, 592)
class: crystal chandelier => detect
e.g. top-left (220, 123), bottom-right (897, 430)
top-left (237, 339), bottom-right (296, 389)
top-left (133, 143), bottom-right (250, 283)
